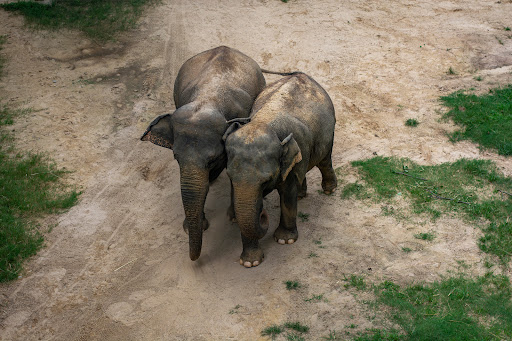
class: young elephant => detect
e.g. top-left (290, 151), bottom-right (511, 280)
top-left (224, 72), bottom-right (337, 268)
top-left (141, 46), bottom-right (266, 262)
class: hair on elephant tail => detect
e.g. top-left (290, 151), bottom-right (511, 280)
top-left (226, 117), bottom-right (251, 125)
top-left (261, 69), bottom-right (302, 76)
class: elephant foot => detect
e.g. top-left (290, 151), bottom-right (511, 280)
top-left (322, 181), bottom-right (337, 195)
top-left (239, 248), bottom-right (264, 268)
top-left (273, 226), bottom-right (298, 245)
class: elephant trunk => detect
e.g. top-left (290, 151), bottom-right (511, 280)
top-left (233, 184), bottom-right (269, 240)
top-left (180, 167), bottom-right (209, 261)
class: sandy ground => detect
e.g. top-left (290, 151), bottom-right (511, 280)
top-left (1, 0), bottom-right (512, 340)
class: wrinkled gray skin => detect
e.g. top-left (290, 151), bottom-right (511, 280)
top-left (224, 73), bottom-right (337, 268)
top-left (141, 46), bottom-right (266, 261)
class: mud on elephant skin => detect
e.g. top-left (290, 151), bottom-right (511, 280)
top-left (141, 46), bottom-right (266, 261)
top-left (224, 72), bottom-right (337, 268)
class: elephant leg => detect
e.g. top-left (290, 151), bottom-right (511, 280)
top-left (227, 181), bottom-right (236, 223)
top-left (318, 150), bottom-right (337, 194)
top-left (240, 234), bottom-right (264, 268)
top-left (274, 177), bottom-right (299, 244)
top-left (298, 177), bottom-right (307, 199)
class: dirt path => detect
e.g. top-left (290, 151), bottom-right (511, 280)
top-left (1, 0), bottom-right (511, 340)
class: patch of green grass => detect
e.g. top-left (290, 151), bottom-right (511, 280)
top-left (505, 27), bottom-right (511, 31)
top-left (474, 75), bottom-right (483, 81)
top-left (297, 211), bottom-right (309, 222)
top-left (440, 85), bottom-right (512, 155)
top-left (0, 0), bottom-right (158, 41)
top-left (285, 280), bottom-right (301, 290)
top-left (262, 324), bottom-right (284, 339)
top-left (0, 105), bottom-right (80, 282)
top-left (262, 322), bottom-right (309, 340)
top-left (343, 156), bottom-right (512, 264)
top-left (284, 322), bottom-right (309, 333)
top-left (401, 247), bottom-right (412, 253)
top-left (228, 304), bottom-right (241, 314)
top-left (447, 67), bottom-right (457, 75)
top-left (308, 252), bottom-right (318, 258)
top-left (414, 232), bottom-right (436, 241)
top-left (404, 119), bottom-right (419, 127)
top-left (344, 274), bottom-right (367, 290)
top-left (341, 181), bottom-right (367, 199)
top-left (304, 293), bottom-right (327, 302)
top-left (346, 272), bottom-right (512, 340)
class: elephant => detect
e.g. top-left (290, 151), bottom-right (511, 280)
top-left (141, 46), bottom-right (266, 261)
top-left (224, 72), bottom-right (337, 268)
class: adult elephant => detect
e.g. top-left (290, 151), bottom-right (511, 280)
top-left (224, 72), bottom-right (337, 267)
top-left (141, 46), bottom-right (266, 261)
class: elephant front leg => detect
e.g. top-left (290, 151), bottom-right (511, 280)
top-left (240, 234), bottom-right (264, 268)
top-left (298, 177), bottom-right (307, 199)
top-left (274, 177), bottom-right (299, 244)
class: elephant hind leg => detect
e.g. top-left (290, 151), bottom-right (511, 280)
top-left (298, 177), bottom-right (307, 199)
top-left (317, 150), bottom-right (337, 194)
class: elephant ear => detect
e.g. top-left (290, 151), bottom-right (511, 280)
top-left (140, 114), bottom-right (174, 149)
top-left (280, 133), bottom-right (302, 182)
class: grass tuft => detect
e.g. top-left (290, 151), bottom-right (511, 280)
top-left (262, 325), bottom-right (284, 339)
top-left (344, 274), bottom-right (367, 290)
top-left (440, 85), bottom-right (512, 156)
top-left (284, 322), bottom-right (309, 333)
top-left (0, 0), bottom-right (158, 41)
top-left (285, 280), bottom-right (301, 290)
top-left (404, 119), bottom-right (419, 127)
top-left (297, 211), bottom-right (309, 222)
top-left (413, 232), bottom-right (436, 241)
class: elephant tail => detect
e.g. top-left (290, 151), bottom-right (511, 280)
top-left (261, 69), bottom-right (302, 76)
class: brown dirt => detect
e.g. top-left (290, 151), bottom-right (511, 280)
top-left (1, 0), bottom-right (512, 340)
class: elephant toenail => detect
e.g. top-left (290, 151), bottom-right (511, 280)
top-left (244, 261), bottom-right (252, 268)
top-left (287, 239), bottom-right (295, 244)
top-left (278, 239), bottom-right (285, 245)
top-left (253, 261), bottom-right (259, 266)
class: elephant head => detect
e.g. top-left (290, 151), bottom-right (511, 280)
top-left (224, 123), bottom-right (302, 241)
top-left (141, 104), bottom-right (232, 261)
